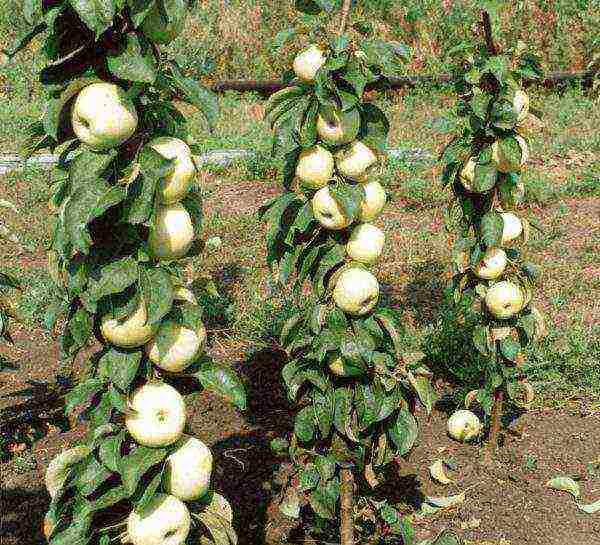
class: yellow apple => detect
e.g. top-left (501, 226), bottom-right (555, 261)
top-left (359, 181), bottom-right (386, 222)
top-left (485, 281), bottom-right (525, 319)
top-left (447, 410), bottom-right (482, 442)
top-left (293, 45), bottom-right (326, 83)
top-left (72, 83), bottom-right (138, 150)
top-left (148, 137), bottom-right (196, 204)
top-left (100, 299), bottom-right (158, 348)
top-left (335, 141), bottom-right (377, 182)
top-left (163, 435), bottom-right (213, 501)
top-left (296, 145), bottom-right (334, 190)
top-left (501, 212), bottom-right (523, 245)
top-left (333, 268), bottom-right (380, 316)
top-left (312, 186), bottom-right (351, 230)
top-left (346, 223), bottom-right (385, 265)
top-left (145, 320), bottom-right (206, 373)
top-left (316, 108), bottom-right (360, 146)
top-left (127, 494), bottom-right (190, 545)
top-left (492, 135), bottom-right (529, 173)
top-left (149, 203), bottom-right (195, 260)
top-left (474, 248), bottom-right (507, 280)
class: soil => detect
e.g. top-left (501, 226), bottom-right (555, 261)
top-left (1, 179), bottom-right (599, 545)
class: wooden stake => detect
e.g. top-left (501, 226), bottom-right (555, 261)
top-left (488, 388), bottom-right (504, 456)
top-left (340, 468), bottom-right (355, 545)
top-left (339, 0), bottom-right (352, 35)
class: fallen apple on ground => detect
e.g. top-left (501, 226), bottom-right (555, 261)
top-left (333, 267), bottom-right (380, 316)
top-left (346, 223), bottom-right (385, 265)
top-left (71, 82), bottom-right (138, 150)
top-left (447, 409), bottom-right (483, 442)
top-left (149, 203), bottom-right (195, 260)
top-left (163, 435), bottom-right (213, 501)
top-left (148, 137), bottom-right (196, 205)
top-left (296, 145), bottom-right (334, 189)
top-left (125, 382), bottom-right (186, 447)
top-left (312, 186), bottom-right (351, 230)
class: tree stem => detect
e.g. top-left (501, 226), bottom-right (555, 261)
top-left (481, 10), bottom-right (497, 56)
top-left (339, 0), bottom-right (352, 36)
top-left (340, 468), bottom-right (355, 545)
top-left (488, 387), bottom-right (504, 456)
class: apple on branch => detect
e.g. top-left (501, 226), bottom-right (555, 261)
top-left (149, 203), bottom-right (195, 260)
top-left (316, 108), bottom-right (360, 146)
top-left (346, 223), bottom-right (385, 265)
top-left (148, 137), bottom-right (196, 205)
top-left (312, 186), bottom-right (351, 230)
top-left (333, 267), bottom-right (380, 316)
top-left (296, 145), bottom-right (334, 190)
top-left (71, 83), bottom-right (138, 150)
top-left (335, 141), bottom-right (377, 182)
top-left (126, 494), bottom-right (191, 545)
top-left (100, 299), bottom-right (159, 349)
top-left (145, 320), bottom-right (207, 373)
top-left (293, 44), bottom-right (326, 83)
top-left (163, 435), bottom-right (213, 501)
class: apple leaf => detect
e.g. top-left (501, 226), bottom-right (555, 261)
top-left (127, 0), bottom-right (156, 27)
top-left (74, 456), bottom-right (113, 496)
top-left (97, 347), bottom-right (142, 391)
top-left (65, 378), bottom-right (105, 415)
top-left (329, 181), bottom-right (363, 221)
top-left (333, 386), bottom-right (353, 436)
top-left (387, 407), bottom-right (418, 456)
top-left (480, 211), bottom-right (504, 248)
top-left (68, 0), bottom-right (116, 36)
top-left (360, 103), bottom-right (390, 152)
top-left (80, 256), bottom-right (139, 312)
top-left (313, 388), bottom-right (335, 438)
top-left (139, 266), bottom-right (174, 326)
top-left (499, 337), bottom-right (522, 363)
top-left (98, 431), bottom-right (126, 473)
top-left (309, 479), bottom-right (340, 520)
top-left (295, 405), bottom-right (316, 443)
top-left (133, 468), bottom-right (164, 512)
top-left (471, 162), bottom-right (497, 192)
top-left (107, 33), bottom-right (157, 83)
top-left (169, 61), bottom-right (219, 128)
top-left (191, 360), bottom-right (247, 411)
top-left (312, 243), bottom-right (345, 297)
top-left (120, 445), bottom-right (168, 496)
top-left (374, 308), bottom-right (403, 359)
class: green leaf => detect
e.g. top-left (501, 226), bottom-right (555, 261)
top-left (471, 162), bottom-right (498, 193)
top-left (313, 388), bottom-right (334, 438)
top-left (120, 445), bottom-right (168, 496)
top-left (170, 62), bottom-right (219, 128)
top-left (68, 0), bottom-right (115, 35)
top-left (65, 378), bottom-right (105, 414)
top-left (499, 337), bottom-right (521, 363)
top-left (80, 256), bottom-right (139, 312)
top-left (98, 432), bottom-right (125, 472)
top-left (355, 382), bottom-right (382, 429)
top-left (134, 469), bottom-right (164, 512)
top-left (299, 465), bottom-right (320, 491)
top-left (480, 211), bottom-right (504, 248)
top-left (295, 405), bottom-right (315, 443)
top-left (192, 361), bottom-right (247, 410)
top-left (98, 348), bottom-right (142, 390)
top-left (360, 103), bottom-right (390, 151)
top-left (107, 33), bottom-right (157, 83)
top-left (473, 325), bottom-right (492, 356)
top-left (127, 0), bottom-right (156, 27)
top-left (333, 386), bottom-right (353, 436)
top-left (374, 309), bottom-right (403, 358)
top-left (74, 456), bottom-right (112, 496)
top-left (89, 486), bottom-right (129, 512)
top-left (329, 181), bottom-right (363, 220)
top-left (139, 267), bottom-right (174, 325)
top-left (388, 407), bottom-right (418, 456)
top-left (309, 478), bottom-right (340, 520)
top-left (313, 243), bottom-right (345, 296)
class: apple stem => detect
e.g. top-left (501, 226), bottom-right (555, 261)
top-left (339, 0), bottom-right (352, 36)
top-left (340, 467), bottom-right (355, 545)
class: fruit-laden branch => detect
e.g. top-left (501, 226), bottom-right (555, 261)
top-left (205, 71), bottom-right (594, 95)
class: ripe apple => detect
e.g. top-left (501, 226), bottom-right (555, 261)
top-left (127, 494), bottom-right (190, 545)
top-left (359, 181), bottom-right (386, 222)
top-left (492, 135), bottom-right (529, 173)
top-left (71, 83), bottom-right (138, 150)
top-left (145, 321), bottom-right (207, 373)
top-left (447, 410), bottom-right (482, 442)
top-left (141, 0), bottom-right (187, 44)
top-left (346, 223), bottom-right (385, 265)
top-left (501, 211), bottom-right (523, 245)
top-left (149, 203), bottom-right (195, 260)
top-left (485, 281), bottom-right (525, 319)
top-left (293, 45), bottom-right (326, 82)
top-left (335, 141), bottom-right (377, 182)
top-left (513, 89), bottom-right (529, 123)
top-left (125, 382), bottom-right (186, 447)
top-left (101, 299), bottom-right (159, 349)
top-left (163, 435), bottom-right (213, 501)
top-left (316, 108), bottom-right (360, 146)
top-left (312, 186), bottom-right (351, 230)
top-left (333, 267), bottom-right (380, 316)
top-left (45, 446), bottom-right (90, 498)
top-left (296, 145), bottom-right (334, 190)
top-left (148, 137), bottom-right (196, 205)
top-left (474, 248), bottom-right (507, 280)
top-left (458, 157), bottom-right (476, 191)
top-left (328, 354), bottom-right (365, 377)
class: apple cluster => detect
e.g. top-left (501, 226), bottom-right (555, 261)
top-left (44, 81), bottom-right (220, 544)
top-left (293, 46), bottom-right (388, 374)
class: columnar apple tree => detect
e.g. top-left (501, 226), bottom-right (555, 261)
top-left (440, 12), bottom-right (546, 451)
top-left (261, 2), bottom-right (433, 541)
top-left (13, 1), bottom-right (243, 543)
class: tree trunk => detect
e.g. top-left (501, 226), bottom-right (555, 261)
top-left (340, 468), bottom-right (355, 545)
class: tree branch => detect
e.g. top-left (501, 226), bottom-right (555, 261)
top-left (340, 468), bottom-right (355, 545)
top-left (338, 0), bottom-right (352, 36)
top-left (481, 10), bottom-right (497, 56)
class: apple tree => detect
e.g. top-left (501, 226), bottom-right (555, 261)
top-left (439, 11), bottom-right (546, 453)
top-left (260, 1), bottom-right (433, 542)
top-left (11, 1), bottom-right (243, 543)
